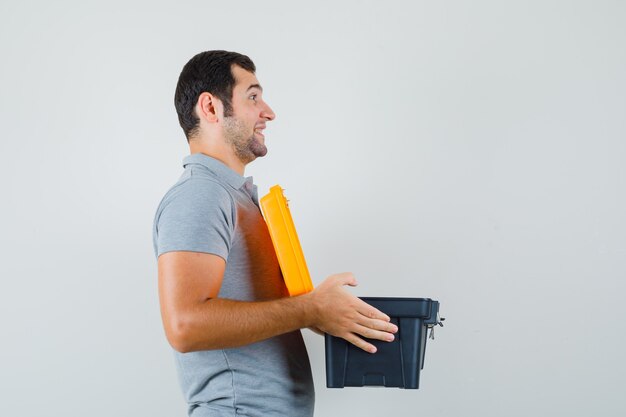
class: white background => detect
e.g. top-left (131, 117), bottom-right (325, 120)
top-left (1, 1), bottom-right (625, 416)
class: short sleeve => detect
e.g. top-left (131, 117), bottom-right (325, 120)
top-left (154, 179), bottom-right (236, 260)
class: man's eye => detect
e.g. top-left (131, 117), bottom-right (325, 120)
top-left (250, 94), bottom-right (257, 101)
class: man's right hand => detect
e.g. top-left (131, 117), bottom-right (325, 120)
top-left (304, 272), bottom-right (398, 353)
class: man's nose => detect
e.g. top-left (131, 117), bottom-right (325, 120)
top-left (261, 102), bottom-right (276, 121)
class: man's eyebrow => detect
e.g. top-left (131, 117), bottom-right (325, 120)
top-left (246, 83), bottom-right (263, 92)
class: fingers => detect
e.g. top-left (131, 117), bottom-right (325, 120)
top-left (356, 316), bottom-right (398, 335)
top-left (356, 300), bottom-right (390, 322)
top-left (344, 319), bottom-right (397, 353)
top-left (342, 313), bottom-right (398, 353)
top-left (344, 332), bottom-right (378, 354)
top-left (352, 323), bottom-right (395, 342)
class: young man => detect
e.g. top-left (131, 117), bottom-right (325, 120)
top-left (153, 50), bottom-right (397, 417)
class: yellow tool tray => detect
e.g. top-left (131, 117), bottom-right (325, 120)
top-left (260, 185), bottom-right (314, 296)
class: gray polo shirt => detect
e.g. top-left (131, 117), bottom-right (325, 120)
top-left (153, 153), bottom-right (314, 417)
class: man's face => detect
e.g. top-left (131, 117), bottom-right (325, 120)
top-left (222, 65), bottom-right (276, 165)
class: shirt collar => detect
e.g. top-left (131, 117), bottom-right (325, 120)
top-left (182, 154), bottom-right (258, 206)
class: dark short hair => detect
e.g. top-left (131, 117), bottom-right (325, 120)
top-left (174, 50), bottom-right (256, 140)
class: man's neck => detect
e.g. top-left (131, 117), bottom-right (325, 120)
top-left (189, 143), bottom-right (245, 176)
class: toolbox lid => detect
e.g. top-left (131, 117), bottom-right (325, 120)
top-left (260, 185), bottom-right (314, 296)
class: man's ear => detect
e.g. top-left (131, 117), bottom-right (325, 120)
top-left (196, 92), bottom-right (221, 123)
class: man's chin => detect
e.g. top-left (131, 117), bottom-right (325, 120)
top-left (250, 138), bottom-right (268, 158)
top-left (253, 146), bottom-right (268, 158)
top-left (236, 144), bottom-right (267, 165)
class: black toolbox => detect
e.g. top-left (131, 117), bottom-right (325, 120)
top-left (325, 297), bottom-right (442, 389)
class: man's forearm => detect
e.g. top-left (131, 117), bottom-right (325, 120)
top-left (168, 294), bottom-right (315, 353)
top-left (160, 263), bottom-right (397, 354)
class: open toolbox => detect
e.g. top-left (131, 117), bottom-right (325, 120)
top-left (260, 185), bottom-right (443, 389)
